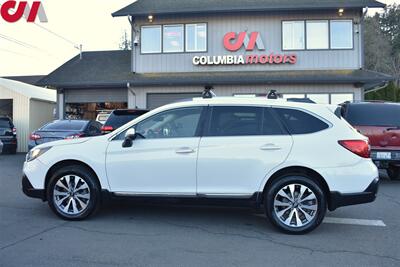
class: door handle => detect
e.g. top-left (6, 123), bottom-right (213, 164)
top-left (260, 144), bottom-right (282, 151)
top-left (176, 147), bottom-right (195, 154)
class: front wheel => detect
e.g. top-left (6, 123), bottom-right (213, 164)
top-left (265, 175), bottom-right (327, 234)
top-left (47, 165), bottom-right (101, 220)
top-left (387, 166), bottom-right (400, 180)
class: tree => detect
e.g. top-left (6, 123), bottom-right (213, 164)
top-left (119, 30), bottom-right (132, 50)
top-left (364, 5), bottom-right (400, 101)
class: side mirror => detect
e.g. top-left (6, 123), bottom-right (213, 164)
top-left (122, 128), bottom-right (136, 148)
top-left (125, 128), bottom-right (136, 140)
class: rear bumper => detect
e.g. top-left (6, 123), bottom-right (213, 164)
top-left (328, 177), bottom-right (379, 211)
top-left (22, 175), bottom-right (45, 200)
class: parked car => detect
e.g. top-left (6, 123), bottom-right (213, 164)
top-left (101, 109), bottom-right (149, 134)
top-left (95, 111), bottom-right (112, 125)
top-left (28, 120), bottom-right (102, 150)
top-left (22, 97), bottom-right (378, 234)
top-left (0, 116), bottom-right (17, 154)
top-left (341, 101), bottom-right (400, 180)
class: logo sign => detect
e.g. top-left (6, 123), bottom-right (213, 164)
top-left (223, 32), bottom-right (265, 51)
top-left (193, 31), bottom-right (297, 66)
top-left (1, 1), bottom-right (48, 23)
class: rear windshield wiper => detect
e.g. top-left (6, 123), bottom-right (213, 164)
top-left (386, 126), bottom-right (400, 131)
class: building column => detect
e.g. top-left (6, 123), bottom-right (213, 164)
top-left (128, 87), bottom-right (137, 109)
top-left (57, 89), bottom-right (65, 119)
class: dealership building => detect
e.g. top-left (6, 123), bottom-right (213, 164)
top-left (37, 0), bottom-right (393, 120)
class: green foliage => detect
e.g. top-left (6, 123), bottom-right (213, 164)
top-left (365, 82), bottom-right (400, 102)
top-left (365, 5), bottom-right (400, 101)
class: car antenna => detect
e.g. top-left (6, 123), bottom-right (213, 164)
top-left (202, 86), bottom-right (216, 99)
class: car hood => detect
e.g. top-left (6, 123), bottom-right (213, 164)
top-left (32, 137), bottom-right (91, 150)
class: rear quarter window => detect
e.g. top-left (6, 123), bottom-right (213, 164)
top-left (274, 108), bottom-right (329, 134)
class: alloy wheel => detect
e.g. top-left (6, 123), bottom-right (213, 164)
top-left (273, 184), bottom-right (318, 228)
top-left (53, 175), bottom-right (91, 216)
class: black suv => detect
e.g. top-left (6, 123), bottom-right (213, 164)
top-left (0, 117), bottom-right (17, 154)
top-left (101, 109), bottom-right (149, 134)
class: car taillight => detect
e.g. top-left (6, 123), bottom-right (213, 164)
top-left (12, 127), bottom-right (16, 135)
top-left (65, 133), bottom-right (84, 140)
top-left (101, 126), bottom-right (113, 132)
top-left (30, 133), bottom-right (41, 141)
top-left (339, 140), bottom-right (370, 158)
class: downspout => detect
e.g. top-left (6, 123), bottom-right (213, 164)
top-left (359, 7), bottom-right (368, 69)
top-left (360, 7), bottom-right (368, 100)
top-left (365, 81), bottom-right (389, 94)
top-left (128, 16), bottom-right (137, 73)
top-left (127, 82), bottom-right (137, 108)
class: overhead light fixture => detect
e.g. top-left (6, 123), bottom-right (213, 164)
top-left (148, 15), bottom-right (154, 23)
top-left (338, 8), bottom-right (344, 17)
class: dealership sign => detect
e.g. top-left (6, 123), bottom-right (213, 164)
top-left (193, 32), bottom-right (297, 66)
top-left (0, 1), bottom-right (47, 23)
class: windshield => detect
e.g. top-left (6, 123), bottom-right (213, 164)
top-left (345, 104), bottom-right (400, 127)
top-left (42, 120), bottom-right (87, 131)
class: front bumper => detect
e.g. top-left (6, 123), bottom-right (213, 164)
top-left (328, 177), bottom-right (379, 211)
top-left (22, 175), bottom-right (45, 200)
top-left (371, 150), bottom-right (400, 168)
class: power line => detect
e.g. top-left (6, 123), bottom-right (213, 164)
top-left (0, 48), bottom-right (35, 59)
top-left (0, 33), bottom-right (39, 50)
top-left (33, 22), bottom-right (78, 46)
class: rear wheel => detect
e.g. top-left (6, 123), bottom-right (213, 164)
top-left (265, 175), bottom-right (327, 234)
top-left (387, 166), bottom-right (400, 180)
top-left (47, 165), bottom-right (101, 220)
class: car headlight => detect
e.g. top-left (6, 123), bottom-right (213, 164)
top-left (26, 147), bottom-right (52, 162)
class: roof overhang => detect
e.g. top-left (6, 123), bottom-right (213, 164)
top-left (112, 0), bottom-right (386, 17)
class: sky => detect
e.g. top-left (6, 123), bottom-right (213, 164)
top-left (0, 0), bottom-right (399, 77)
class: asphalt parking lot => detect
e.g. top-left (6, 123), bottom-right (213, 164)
top-left (0, 154), bottom-right (399, 267)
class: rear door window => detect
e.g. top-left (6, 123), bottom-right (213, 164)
top-left (344, 104), bottom-right (400, 127)
top-left (274, 108), bottom-right (329, 134)
top-left (207, 106), bottom-right (263, 136)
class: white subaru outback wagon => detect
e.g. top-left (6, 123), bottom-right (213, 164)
top-left (23, 97), bottom-right (379, 234)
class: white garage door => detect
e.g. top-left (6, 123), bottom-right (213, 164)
top-left (147, 93), bottom-right (202, 110)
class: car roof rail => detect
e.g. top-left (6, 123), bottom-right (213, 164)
top-left (202, 86), bottom-right (216, 99)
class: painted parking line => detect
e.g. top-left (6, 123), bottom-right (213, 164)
top-left (324, 217), bottom-right (386, 227)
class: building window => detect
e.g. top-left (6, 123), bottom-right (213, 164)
top-left (331, 94), bottom-right (354, 105)
top-left (306, 20), bottom-right (329, 49)
top-left (307, 94), bottom-right (330, 104)
top-left (163, 24), bottom-right (184, 53)
top-left (282, 21), bottom-right (305, 50)
top-left (330, 20), bottom-right (353, 49)
top-left (186, 23), bottom-right (207, 52)
top-left (141, 25), bottom-right (162, 54)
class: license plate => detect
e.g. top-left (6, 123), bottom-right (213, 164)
top-left (376, 152), bottom-right (392, 160)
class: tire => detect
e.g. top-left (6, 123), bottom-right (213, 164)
top-left (47, 165), bottom-right (101, 220)
top-left (265, 175), bottom-right (327, 234)
top-left (387, 166), bottom-right (400, 180)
